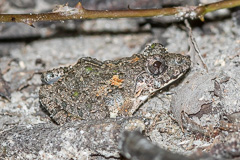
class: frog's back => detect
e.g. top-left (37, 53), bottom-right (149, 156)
top-left (39, 54), bottom-right (147, 124)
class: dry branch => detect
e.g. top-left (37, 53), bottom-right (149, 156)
top-left (0, 0), bottom-right (239, 27)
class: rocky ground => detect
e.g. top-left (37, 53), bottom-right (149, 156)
top-left (0, 0), bottom-right (240, 160)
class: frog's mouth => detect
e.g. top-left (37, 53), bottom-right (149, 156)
top-left (160, 72), bottom-right (184, 90)
top-left (133, 72), bottom-right (185, 112)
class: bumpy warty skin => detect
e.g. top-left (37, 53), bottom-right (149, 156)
top-left (39, 43), bottom-right (191, 124)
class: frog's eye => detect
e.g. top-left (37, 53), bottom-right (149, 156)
top-left (148, 60), bottom-right (167, 75)
top-left (153, 61), bottom-right (162, 68)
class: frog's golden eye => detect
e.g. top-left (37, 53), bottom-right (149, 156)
top-left (148, 60), bottom-right (167, 75)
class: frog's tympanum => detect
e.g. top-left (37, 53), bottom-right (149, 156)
top-left (39, 43), bottom-right (191, 124)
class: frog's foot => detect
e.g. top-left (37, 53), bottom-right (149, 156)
top-left (219, 112), bottom-right (240, 132)
top-left (220, 120), bottom-right (240, 132)
top-left (181, 112), bottom-right (219, 137)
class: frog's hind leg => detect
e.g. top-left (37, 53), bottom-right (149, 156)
top-left (50, 108), bottom-right (82, 125)
top-left (39, 96), bottom-right (81, 125)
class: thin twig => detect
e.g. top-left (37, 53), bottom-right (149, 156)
top-left (0, 0), bottom-right (239, 26)
top-left (184, 19), bottom-right (208, 72)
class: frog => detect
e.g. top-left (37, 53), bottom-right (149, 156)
top-left (39, 43), bottom-right (191, 125)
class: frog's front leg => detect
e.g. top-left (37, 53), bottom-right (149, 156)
top-left (128, 78), bottom-right (152, 115)
top-left (107, 92), bottom-right (149, 118)
top-left (129, 96), bottom-right (149, 115)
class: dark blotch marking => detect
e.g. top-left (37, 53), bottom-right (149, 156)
top-left (11, 17), bottom-right (16, 22)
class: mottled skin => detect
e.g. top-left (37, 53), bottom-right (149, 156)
top-left (39, 43), bottom-right (191, 124)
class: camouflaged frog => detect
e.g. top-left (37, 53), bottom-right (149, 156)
top-left (39, 43), bottom-right (191, 124)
